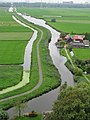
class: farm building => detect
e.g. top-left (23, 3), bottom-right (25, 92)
top-left (71, 42), bottom-right (84, 48)
top-left (71, 40), bottom-right (89, 48)
top-left (83, 40), bottom-right (90, 47)
top-left (73, 35), bottom-right (85, 42)
top-left (64, 35), bottom-right (70, 40)
top-left (64, 34), bottom-right (90, 48)
top-left (64, 35), bottom-right (85, 42)
top-left (64, 35), bottom-right (73, 43)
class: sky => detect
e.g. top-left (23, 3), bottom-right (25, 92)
top-left (0, 0), bottom-right (90, 3)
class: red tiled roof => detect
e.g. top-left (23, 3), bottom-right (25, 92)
top-left (73, 35), bottom-right (84, 40)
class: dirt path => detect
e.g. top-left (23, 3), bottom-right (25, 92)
top-left (0, 16), bottom-right (43, 102)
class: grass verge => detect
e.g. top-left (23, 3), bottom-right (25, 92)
top-left (0, 66), bottom-right (23, 90)
top-left (14, 114), bottom-right (42, 120)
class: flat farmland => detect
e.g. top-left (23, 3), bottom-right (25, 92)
top-left (0, 41), bottom-right (28, 64)
top-left (0, 32), bottom-right (32, 41)
top-left (48, 22), bottom-right (90, 33)
top-left (0, 66), bottom-right (22, 90)
top-left (0, 8), bottom-right (33, 64)
top-left (73, 48), bottom-right (90, 60)
top-left (18, 8), bottom-right (90, 33)
top-left (18, 8), bottom-right (90, 18)
top-left (0, 8), bottom-right (33, 90)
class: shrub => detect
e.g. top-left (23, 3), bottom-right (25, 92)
top-left (0, 110), bottom-right (9, 120)
top-left (73, 67), bottom-right (83, 76)
top-left (29, 111), bottom-right (38, 117)
top-left (24, 111), bottom-right (38, 117)
top-left (51, 19), bottom-right (56, 22)
top-left (60, 41), bottom-right (65, 48)
top-left (74, 75), bottom-right (86, 82)
top-left (60, 32), bottom-right (67, 39)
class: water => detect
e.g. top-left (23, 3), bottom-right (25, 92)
top-left (7, 14), bottom-right (74, 119)
top-left (22, 15), bottom-right (74, 85)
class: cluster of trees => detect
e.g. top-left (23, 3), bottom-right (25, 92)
top-left (13, 3), bottom-right (90, 8)
top-left (85, 33), bottom-right (90, 41)
top-left (1, 2), bottom-right (90, 8)
top-left (0, 110), bottom-right (9, 120)
top-left (75, 59), bottom-right (90, 74)
top-left (45, 82), bottom-right (90, 120)
top-left (0, 3), bottom-right (11, 7)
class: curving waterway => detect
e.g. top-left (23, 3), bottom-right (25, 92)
top-left (7, 14), bottom-right (74, 119)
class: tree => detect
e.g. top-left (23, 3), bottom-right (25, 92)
top-left (59, 41), bottom-right (66, 48)
top-left (14, 100), bottom-right (26, 118)
top-left (73, 67), bottom-right (83, 76)
top-left (0, 110), bottom-right (9, 120)
top-left (45, 82), bottom-right (90, 120)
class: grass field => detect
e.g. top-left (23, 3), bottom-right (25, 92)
top-left (0, 8), bottom-right (33, 65)
top-left (73, 48), bottom-right (90, 60)
top-left (48, 22), bottom-right (90, 33)
top-left (18, 8), bottom-right (90, 34)
top-left (0, 41), bottom-right (28, 64)
top-left (17, 8), bottom-right (90, 18)
top-left (0, 66), bottom-right (22, 90)
top-left (0, 8), bottom-right (33, 91)
top-left (0, 32), bottom-right (32, 40)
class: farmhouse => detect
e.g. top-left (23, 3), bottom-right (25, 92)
top-left (64, 35), bottom-right (73, 43)
top-left (73, 35), bottom-right (85, 42)
top-left (64, 35), bottom-right (70, 40)
top-left (64, 35), bottom-right (85, 43)
top-left (64, 34), bottom-right (89, 48)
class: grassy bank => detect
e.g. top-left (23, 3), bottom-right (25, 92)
top-left (0, 66), bottom-right (23, 90)
top-left (15, 114), bottom-right (42, 120)
top-left (73, 48), bottom-right (90, 60)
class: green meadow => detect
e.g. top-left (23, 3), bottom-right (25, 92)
top-left (0, 41), bottom-right (28, 64)
top-left (73, 48), bottom-right (90, 60)
top-left (48, 22), bottom-right (90, 33)
top-left (0, 8), bottom-right (33, 90)
top-left (18, 8), bottom-right (90, 33)
top-left (0, 8), bottom-right (33, 64)
top-left (18, 8), bottom-right (90, 18)
top-left (0, 32), bottom-right (32, 40)
top-left (0, 66), bottom-right (22, 90)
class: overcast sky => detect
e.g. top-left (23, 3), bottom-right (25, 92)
top-left (0, 0), bottom-right (90, 3)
